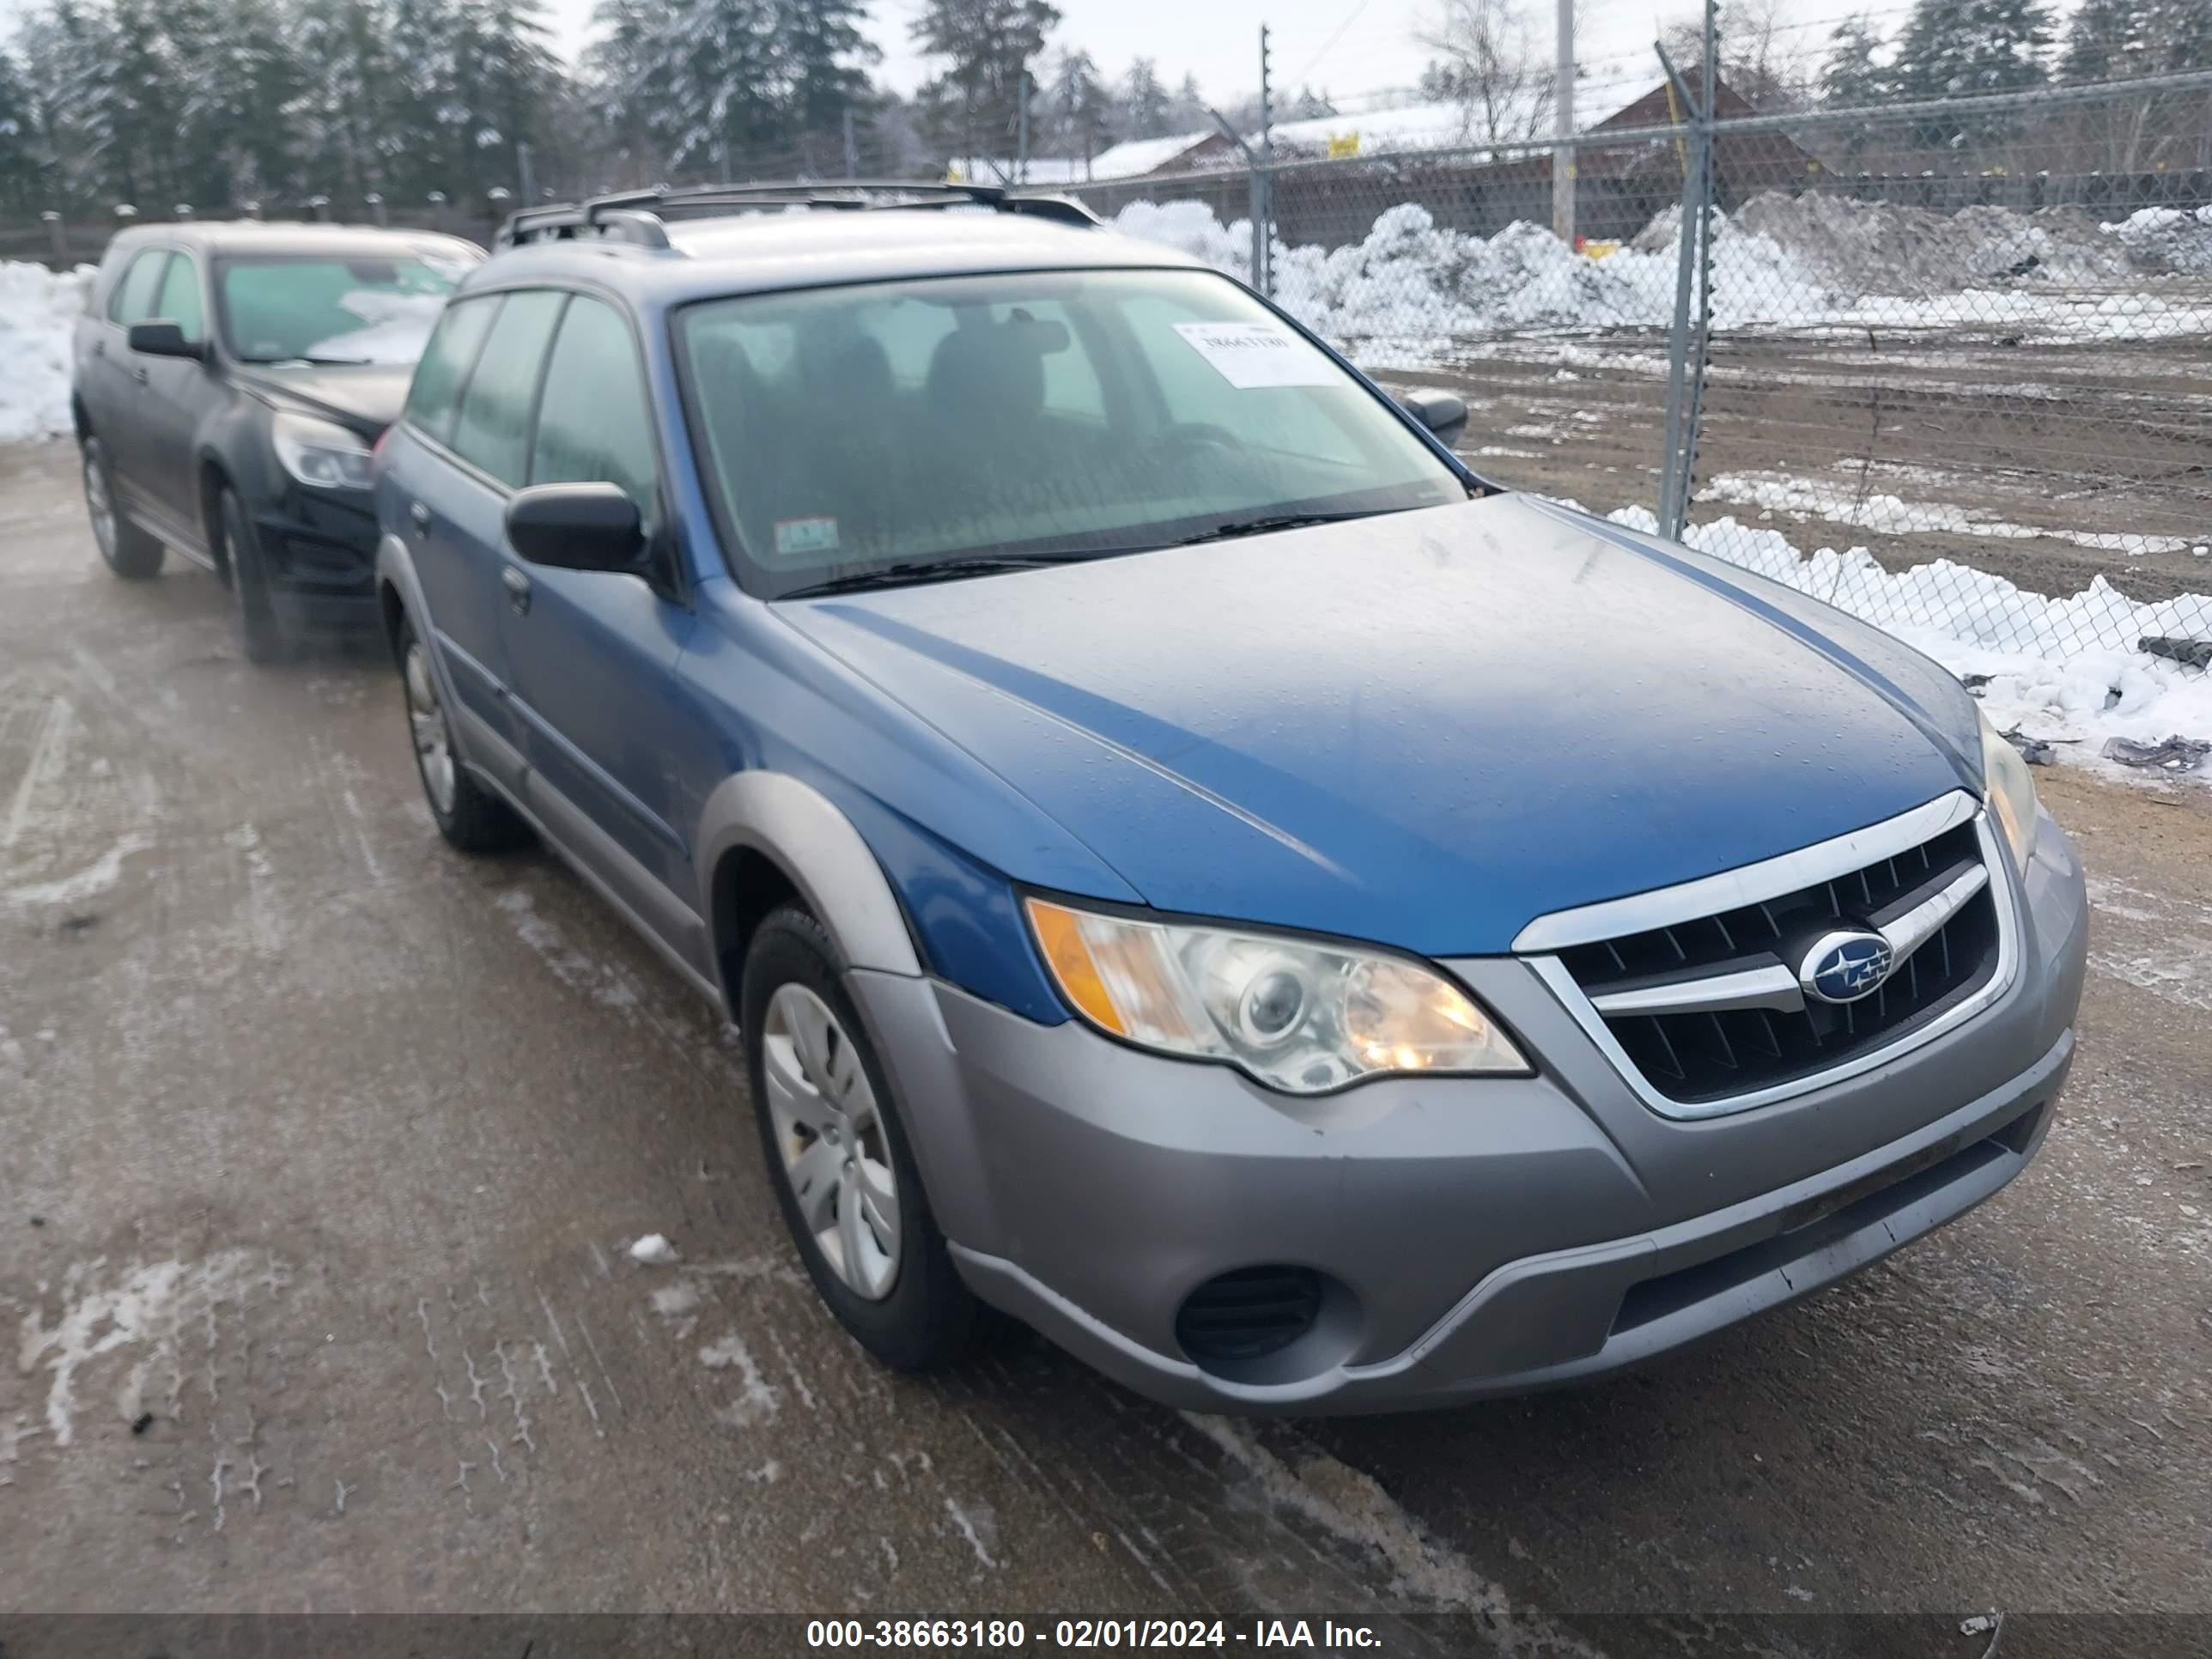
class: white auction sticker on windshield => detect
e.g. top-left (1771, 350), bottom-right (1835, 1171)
top-left (1172, 321), bottom-right (1339, 389)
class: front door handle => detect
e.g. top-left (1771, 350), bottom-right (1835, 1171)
top-left (502, 565), bottom-right (532, 616)
top-left (408, 501), bottom-right (431, 536)
top-left (132, 365), bottom-right (149, 386)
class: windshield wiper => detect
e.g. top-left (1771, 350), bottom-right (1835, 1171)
top-left (1169, 509), bottom-right (1381, 547)
top-left (779, 553), bottom-right (1095, 599)
top-left (242, 354), bottom-right (375, 367)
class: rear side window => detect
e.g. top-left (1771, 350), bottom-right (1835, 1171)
top-left (448, 290), bottom-right (565, 487)
top-left (529, 295), bottom-right (659, 532)
top-left (153, 254), bottom-right (205, 343)
top-left (107, 251), bottom-right (167, 325)
top-left (405, 297), bottom-right (499, 447)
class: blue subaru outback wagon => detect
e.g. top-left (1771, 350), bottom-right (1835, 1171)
top-left (373, 183), bottom-right (2087, 1413)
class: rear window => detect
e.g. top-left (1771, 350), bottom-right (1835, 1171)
top-left (107, 251), bottom-right (167, 326)
top-left (153, 254), bottom-right (206, 343)
top-left (405, 297), bottom-right (500, 447)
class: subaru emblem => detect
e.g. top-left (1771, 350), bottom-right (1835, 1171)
top-left (1799, 929), bottom-right (1895, 1005)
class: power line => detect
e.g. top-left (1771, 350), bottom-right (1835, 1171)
top-left (1284, 0), bottom-right (1376, 88)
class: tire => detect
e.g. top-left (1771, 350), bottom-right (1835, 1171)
top-left (742, 905), bottom-right (979, 1370)
top-left (394, 611), bottom-right (529, 854)
top-left (82, 436), bottom-right (163, 579)
top-left (217, 489), bottom-right (288, 664)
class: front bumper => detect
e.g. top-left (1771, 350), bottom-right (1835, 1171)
top-left (845, 809), bottom-right (2087, 1414)
top-left (253, 490), bottom-right (380, 629)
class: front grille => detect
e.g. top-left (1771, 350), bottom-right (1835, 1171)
top-left (1561, 821), bottom-right (2001, 1105)
top-left (1175, 1267), bottom-right (1322, 1364)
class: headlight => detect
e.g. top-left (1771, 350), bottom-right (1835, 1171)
top-left (1024, 896), bottom-right (1528, 1094)
top-left (271, 411), bottom-right (373, 490)
top-left (1977, 705), bottom-right (2040, 870)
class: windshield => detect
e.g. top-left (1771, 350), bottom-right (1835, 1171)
top-left (675, 268), bottom-right (1466, 596)
top-left (217, 251), bottom-right (477, 365)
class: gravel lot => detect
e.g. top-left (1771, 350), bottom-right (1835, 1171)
top-left (3, 434), bottom-right (2209, 1650)
top-left (1377, 327), bottom-right (2212, 610)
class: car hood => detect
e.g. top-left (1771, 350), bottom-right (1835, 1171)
top-left (234, 362), bottom-right (412, 440)
top-left (779, 495), bottom-right (1982, 956)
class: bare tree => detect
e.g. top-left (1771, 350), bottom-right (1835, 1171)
top-left (1413, 0), bottom-right (1555, 146)
top-left (1660, 0), bottom-right (1815, 112)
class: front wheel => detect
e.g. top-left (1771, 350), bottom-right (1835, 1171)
top-left (395, 612), bottom-right (528, 854)
top-left (742, 905), bottom-right (978, 1370)
top-left (82, 437), bottom-right (163, 578)
top-left (217, 489), bottom-right (287, 664)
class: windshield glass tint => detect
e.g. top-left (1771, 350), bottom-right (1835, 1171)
top-left (676, 268), bottom-right (1463, 594)
top-left (218, 252), bottom-right (475, 365)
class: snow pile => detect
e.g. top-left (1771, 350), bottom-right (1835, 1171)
top-left (1609, 505), bottom-right (2212, 777)
top-left (1115, 200), bottom-right (1676, 351)
top-left (1732, 192), bottom-right (2131, 295)
top-left (1112, 191), bottom-right (2212, 353)
top-left (2103, 204), bottom-right (2212, 274)
top-left (0, 262), bottom-right (94, 446)
top-left (627, 1232), bottom-right (679, 1265)
top-left (1705, 471), bottom-right (2193, 556)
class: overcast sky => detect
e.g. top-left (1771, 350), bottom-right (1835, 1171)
top-left (529, 0), bottom-right (1729, 118)
top-left (0, 0), bottom-right (1854, 122)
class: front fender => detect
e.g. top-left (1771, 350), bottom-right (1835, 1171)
top-left (693, 771), bottom-right (924, 990)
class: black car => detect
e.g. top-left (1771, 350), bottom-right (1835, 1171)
top-left (71, 222), bottom-right (483, 659)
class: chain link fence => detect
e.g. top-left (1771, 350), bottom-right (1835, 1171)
top-left (1066, 69), bottom-right (2212, 684)
top-left (6, 67), bottom-right (2212, 693)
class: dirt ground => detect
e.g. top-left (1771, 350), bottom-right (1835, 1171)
top-left (3, 435), bottom-right (2209, 1650)
top-left (1374, 326), bottom-right (2212, 613)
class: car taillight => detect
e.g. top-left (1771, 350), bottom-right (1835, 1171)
top-left (371, 427), bottom-right (392, 470)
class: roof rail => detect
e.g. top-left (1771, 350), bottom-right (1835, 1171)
top-left (495, 180), bottom-right (1103, 248)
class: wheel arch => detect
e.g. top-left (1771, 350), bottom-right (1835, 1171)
top-left (697, 773), bottom-right (924, 1021)
top-left (196, 454), bottom-right (236, 576)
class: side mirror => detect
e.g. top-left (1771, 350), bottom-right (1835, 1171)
top-left (504, 483), bottom-right (644, 572)
top-left (1397, 387), bottom-right (1468, 448)
top-left (128, 319), bottom-right (206, 362)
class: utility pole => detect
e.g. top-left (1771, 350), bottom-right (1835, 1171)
top-left (517, 143), bottom-right (535, 205)
top-left (1016, 76), bottom-right (1030, 185)
top-left (1255, 23), bottom-right (1273, 295)
top-left (843, 108), bottom-right (859, 179)
top-left (1553, 0), bottom-right (1575, 247)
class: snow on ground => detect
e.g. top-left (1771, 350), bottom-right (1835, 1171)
top-left (1705, 471), bottom-right (2201, 556)
top-left (1111, 191), bottom-right (2212, 357)
top-left (0, 263), bottom-right (93, 446)
top-left (1606, 505), bottom-right (2212, 782)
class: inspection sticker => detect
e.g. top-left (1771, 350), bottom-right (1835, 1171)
top-left (774, 516), bottom-right (840, 557)
top-left (1172, 321), bottom-right (1339, 389)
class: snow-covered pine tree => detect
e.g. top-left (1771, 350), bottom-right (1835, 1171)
top-left (1118, 57), bottom-right (1171, 139)
top-left (1820, 15), bottom-right (1895, 109)
top-left (908, 0), bottom-right (1060, 164)
top-left (1893, 0), bottom-right (2053, 143)
top-left (0, 46), bottom-right (42, 217)
top-left (1045, 46), bottom-right (1109, 166)
top-left (780, 0), bottom-right (878, 156)
top-left (445, 0), bottom-right (560, 199)
top-left (284, 0), bottom-right (397, 204)
top-left (8, 2), bottom-right (113, 211)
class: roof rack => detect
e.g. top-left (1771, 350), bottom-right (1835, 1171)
top-left (495, 181), bottom-right (1103, 249)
